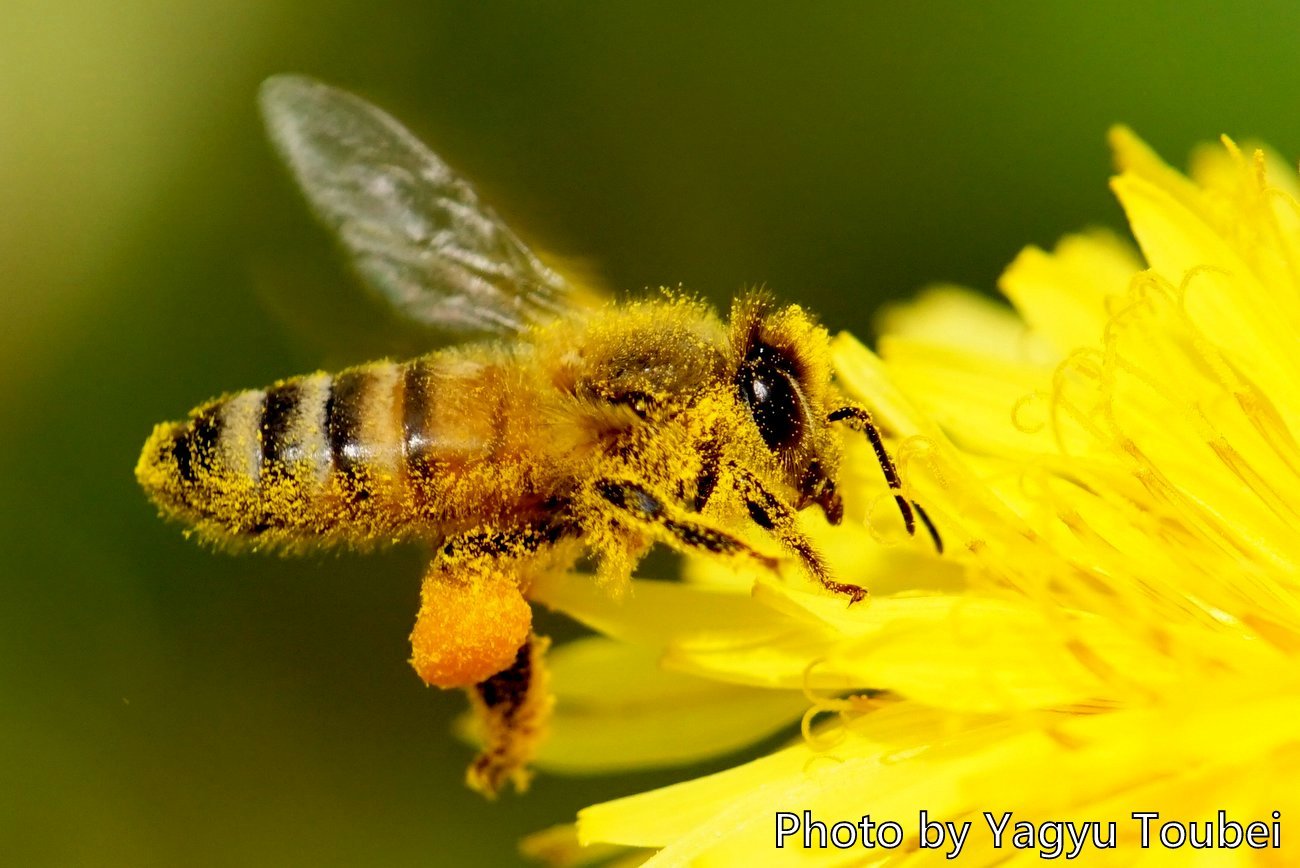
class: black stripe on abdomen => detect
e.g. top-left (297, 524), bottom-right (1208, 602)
top-left (172, 428), bottom-right (196, 483)
top-left (175, 405), bottom-right (222, 484)
top-left (402, 359), bottom-right (432, 472)
top-left (326, 369), bottom-right (370, 475)
top-left (260, 382), bottom-right (301, 466)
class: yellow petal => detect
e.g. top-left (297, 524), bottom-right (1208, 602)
top-left (531, 571), bottom-right (788, 650)
top-left (998, 230), bottom-right (1139, 356)
top-left (578, 702), bottom-right (992, 852)
top-left (1112, 171), bottom-right (1299, 420)
top-left (520, 824), bottom-right (643, 867)
top-left (875, 333), bottom-right (1056, 455)
top-left (1108, 125), bottom-right (1208, 219)
top-left (874, 286), bottom-right (1052, 365)
top-left (830, 332), bottom-right (946, 442)
top-left (535, 637), bottom-right (809, 773)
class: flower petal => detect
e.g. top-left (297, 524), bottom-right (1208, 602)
top-left (535, 637), bottom-right (809, 773)
top-left (1112, 172), bottom-right (1299, 426)
top-left (531, 572), bottom-right (788, 650)
top-left (998, 230), bottom-right (1139, 356)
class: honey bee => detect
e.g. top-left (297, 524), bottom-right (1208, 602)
top-left (136, 75), bottom-right (940, 795)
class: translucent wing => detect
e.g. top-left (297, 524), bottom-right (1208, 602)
top-left (259, 74), bottom-right (580, 334)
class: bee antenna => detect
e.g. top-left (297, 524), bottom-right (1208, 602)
top-left (827, 406), bottom-right (942, 553)
top-left (911, 500), bottom-right (943, 554)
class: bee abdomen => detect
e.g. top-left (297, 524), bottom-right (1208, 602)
top-left (323, 355), bottom-right (507, 519)
top-left (137, 353), bottom-right (515, 549)
top-left (139, 370), bottom-right (355, 547)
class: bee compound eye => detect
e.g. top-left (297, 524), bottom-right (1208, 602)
top-left (739, 360), bottom-right (803, 451)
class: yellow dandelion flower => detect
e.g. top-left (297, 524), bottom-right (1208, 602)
top-left (523, 129), bottom-right (1300, 865)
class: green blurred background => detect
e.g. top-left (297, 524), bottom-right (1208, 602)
top-left (4, 2), bottom-right (1299, 864)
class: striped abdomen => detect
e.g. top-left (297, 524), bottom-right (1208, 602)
top-left (136, 350), bottom-right (532, 549)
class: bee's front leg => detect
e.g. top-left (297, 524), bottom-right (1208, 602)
top-left (728, 464), bottom-right (866, 603)
top-left (689, 430), bottom-right (723, 512)
top-left (583, 477), bottom-right (779, 573)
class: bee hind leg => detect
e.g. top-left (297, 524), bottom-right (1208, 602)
top-left (409, 521), bottom-right (574, 796)
top-left (412, 529), bottom-right (540, 690)
top-left (464, 633), bottom-right (553, 798)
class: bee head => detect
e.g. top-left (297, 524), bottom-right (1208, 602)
top-left (729, 293), bottom-right (844, 523)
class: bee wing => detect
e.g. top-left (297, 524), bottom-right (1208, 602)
top-left (259, 74), bottom-right (583, 334)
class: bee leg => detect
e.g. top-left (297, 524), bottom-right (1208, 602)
top-left (691, 432), bottom-right (723, 512)
top-left (587, 478), bottom-right (780, 572)
top-left (409, 522), bottom-right (573, 797)
top-left (464, 633), bottom-right (553, 798)
top-left (828, 404), bottom-right (943, 553)
top-left (729, 464), bottom-right (866, 604)
top-left (593, 526), bottom-right (651, 595)
top-left (411, 528), bottom-right (544, 690)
